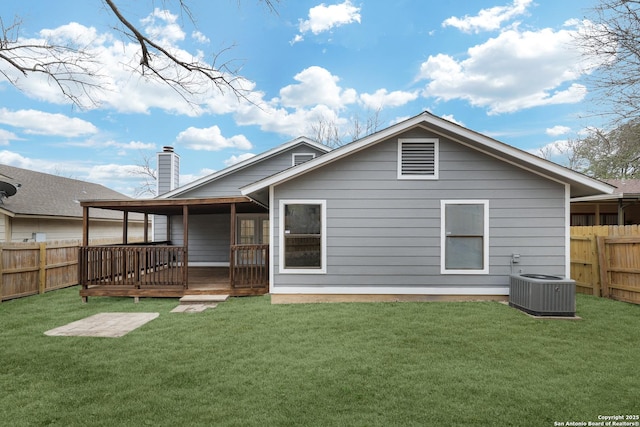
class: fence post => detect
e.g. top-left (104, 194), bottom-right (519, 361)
top-left (0, 246), bottom-right (3, 302)
top-left (39, 242), bottom-right (46, 294)
top-left (590, 235), bottom-right (601, 297)
top-left (596, 236), bottom-right (609, 298)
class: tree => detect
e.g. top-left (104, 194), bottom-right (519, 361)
top-left (129, 152), bottom-right (157, 197)
top-left (0, 1), bottom-right (277, 108)
top-left (577, 0), bottom-right (640, 122)
top-left (309, 108), bottom-right (383, 148)
top-left (572, 119), bottom-right (640, 179)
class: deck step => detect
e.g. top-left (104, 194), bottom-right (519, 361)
top-left (179, 294), bottom-right (229, 304)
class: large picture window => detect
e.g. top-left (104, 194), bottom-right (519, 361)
top-left (441, 200), bottom-right (489, 274)
top-left (279, 200), bottom-right (326, 273)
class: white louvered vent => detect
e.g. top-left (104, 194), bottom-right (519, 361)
top-left (292, 153), bottom-right (316, 166)
top-left (398, 139), bottom-right (438, 179)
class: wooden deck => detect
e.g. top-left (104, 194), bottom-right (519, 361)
top-left (80, 267), bottom-right (268, 299)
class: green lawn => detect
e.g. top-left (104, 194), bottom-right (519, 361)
top-left (0, 288), bottom-right (638, 426)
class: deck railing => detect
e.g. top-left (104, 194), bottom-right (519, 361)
top-left (78, 245), bottom-right (186, 289)
top-left (230, 244), bottom-right (269, 289)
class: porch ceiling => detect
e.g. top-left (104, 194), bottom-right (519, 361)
top-left (79, 196), bottom-right (267, 216)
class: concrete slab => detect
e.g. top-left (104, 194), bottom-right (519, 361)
top-left (171, 303), bottom-right (218, 313)
top-left (44, 312), bottom-right (160, 338)
top-left (179, 295), bottom-right (229, 303)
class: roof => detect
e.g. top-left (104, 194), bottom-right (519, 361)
top-left (0, 164), bottom-right (136, 220)
top-left (572, 179), bottom-right (640, 202)
top-left (80, 196), bottom-right (266, 216)
top-left (158, 136), bottom-right (331, 199)
top-left (241, 112), bottom-right (615, 199)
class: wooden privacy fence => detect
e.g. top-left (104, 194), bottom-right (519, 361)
top-left (1, 241), bottom-right (81, 301)
top-left (0, 239), bottom-right (135, 302)
top-left (570, 225), bottom-right (640, 304)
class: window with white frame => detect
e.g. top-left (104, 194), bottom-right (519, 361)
top-left (292, 153), bottom-right (316, 166)
top-left (441, 200), bottom-right (489, 274)
top-left (279, 200), bottom-right (326, 273)
top-left (398, 138), bottom-right (438, 179)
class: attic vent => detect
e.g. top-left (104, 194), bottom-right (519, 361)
top-left (292, 153), bottom-right (316, 166)
top-left (398, 138), bottom-right (438, 179)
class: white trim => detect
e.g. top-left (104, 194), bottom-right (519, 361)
top-left (159, 137), bottom-right (330, 198)
top-left (269, 186), bottom-right (275, 293)
top-left (278, 199), bottom-right (327, 274)
top-left (565, 184), bottom-right (571, 278)
top-left (440, 200), bottom-right (489, 275)
top-left (397, 138), bottom-right (439, 180)
top-left (270, 286), bottom-right (509, 295)
top-left (292, 152), bottom-right (316, 166)
top-left (571, 193), bottom-right (624, 202)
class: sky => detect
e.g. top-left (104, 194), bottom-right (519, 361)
top-left (0, 0), bottom-right (605, 197)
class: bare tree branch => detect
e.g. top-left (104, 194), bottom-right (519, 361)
top-left (1, 1), bottom-right (279, 108)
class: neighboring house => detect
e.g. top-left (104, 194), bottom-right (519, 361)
top-left (571, 179), bottom-right (640, 225)
top-left (78, 112), bottom-right (613, 302)
top-left (0, 164), bottom-right (146, 243)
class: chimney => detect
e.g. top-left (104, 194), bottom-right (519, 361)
top-left (157, 146), bottom-right (180, 195)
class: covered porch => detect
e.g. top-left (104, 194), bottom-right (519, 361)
top-left (78, 196), bottom-right (269, 301)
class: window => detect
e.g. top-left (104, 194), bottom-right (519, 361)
top-left (398, 138), bottom-right (438, 179)
top-left (237, 214), bottom-right (269, 244)
top-left (441, 200), bottom-right (489, 274)
top-left (279, 200), bottom-right (326, 273)
top-left (292, 153), bottom-right (316, 166)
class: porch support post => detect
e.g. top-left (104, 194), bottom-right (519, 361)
top-left (183, 205), bottom-right (189, 288)
top-left (122, 211), bottom-right (129, 244)
top-left (82, 206), bottom-right (89, 247)
top-left (229, 203), bottom-right (236, 287)
top-left (143, 214), bottom-right (149, 243)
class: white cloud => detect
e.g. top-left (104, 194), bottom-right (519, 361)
top-left (140, 9), bottom-right (186, 45)
top-left (0, 109), bottom-right (98, 137)
top-left (546, 125), bottom-right (572, 136)
top-left (440, 114), bottom-right (465, 127)
top-left (443, 0), bottom-right (533, 33)
top-left (175, 125), bottom-right (253, 151)
top-left (224, 153), bottom-right (256, 167)
top-left (279, 66), bottom-right (356, 109)
top-left (360, 89), bottom-right (419, 109)
top-left (192, 30), bottom-right (210, 44)
top-left (418, 25), bottom-right (589, 114)
top-left (180, 168), bottom-right (216, 187)
top-left (0, 129), bottom-right (20, 146)
top-left (292, 1), bottom-right (361, 43)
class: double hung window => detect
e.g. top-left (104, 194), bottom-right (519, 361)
top-left (441, 200), bottom-right (489, 274)
top-left (279, 200), bottom-right (326, 273)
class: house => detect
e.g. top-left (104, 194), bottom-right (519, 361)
top-left (0, 164), bottom-right (147, 243)
top-left (77, 112), bottom-right (614, 302)
top-left (571, 179), bottom-right (640, 225)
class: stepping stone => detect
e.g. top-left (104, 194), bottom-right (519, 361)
top-left (44, 312), bottom-right (159, 338)
top-left (179, 295), bottom-right (229, 304)
top-left (171, 303), bottom-right (218, 313)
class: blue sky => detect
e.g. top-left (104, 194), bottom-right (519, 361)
top-left (0, 0), bottom-right (602, 196)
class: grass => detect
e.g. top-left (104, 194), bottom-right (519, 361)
top-left (0, 289), bottom-right (638, 426)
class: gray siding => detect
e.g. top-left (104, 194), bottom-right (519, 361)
top-left (181, 144), bottom-right (326, 198)
top-left (272, 129), bottom-right (566, 291)
top-left (170, 214), bottom-right (230, 263)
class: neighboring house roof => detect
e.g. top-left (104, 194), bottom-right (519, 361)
top-left (241, 112), bottom-right (615, 198)
top-left (572, 179), bottom-right (640, 202)
top-left (158, 136), bottom-right (331, 199)
top-left (0, 164), bottom-right (134, 220)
